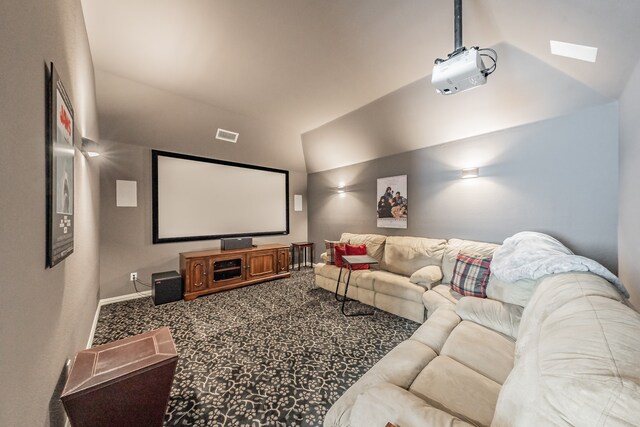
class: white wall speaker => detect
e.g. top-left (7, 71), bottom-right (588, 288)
top-left (116, 180), bottom-right (137, 207)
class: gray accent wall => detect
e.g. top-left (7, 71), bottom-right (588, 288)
top-left (308, 103), bottom-right (619, 272)
top-left (619, 59), bottom-right (640, 308)
top-left (0, 0), bottom-right (101, 426)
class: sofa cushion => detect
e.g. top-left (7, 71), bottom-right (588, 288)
top-left (369, 270), bottom-right (426, 303)
top-left (349, 383), bottom-right (474, 427)
top-left (516, 272), bottom-right (625, 354)
top-left (432, 284), bottom-right (464, 304)
top-left (323, 340), bottom-right (437, 427)
top-left (485, 274), bottom-right (539, 307)
top-left (375, 294), bottom-right (425, 324)
top-left (411, 306), bottom-right (461, 354)
top-left (383, 236), bottom-right (447, 277)
top-left (440, 321), bottom-right (515, 385)
top-left (340, 233), bottom-right (387, 265)
top-left (493, 281), bottom-right (640, 426)
top-left (443, 239), bottom-right (499, 284)
top-left (423, 285), bottom-right (464, 317)
top-left (455, 297), bottom-right (523, 339)
top-left (450, 253), bottom-right (492, 298)
top-left (409, 355), bottom-right (501, 427)
top-left (314, 263), bottom-right (368, 286)
top-left (409, 265), bottom-right (443, 289)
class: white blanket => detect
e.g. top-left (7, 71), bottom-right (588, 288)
top-left (491, 231), bottom-right (629, 298)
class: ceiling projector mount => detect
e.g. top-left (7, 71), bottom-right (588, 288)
top-left (432, 0), bottom-right (497, 95)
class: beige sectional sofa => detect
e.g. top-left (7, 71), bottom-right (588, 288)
top-left (315, 233), bottom-right (496, 323)
top-left (317, 233), bottom-right (640, 426)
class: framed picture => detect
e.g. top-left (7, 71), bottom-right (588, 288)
top-left (376, 175), bottom-right (407, 229)
top-left (46, 63), bottom-right (75, 267)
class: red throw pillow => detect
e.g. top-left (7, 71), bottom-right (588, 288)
top-left (333, 244), bottom-right (347, 268)
top-left (345, 244), bottom-right (370, 270)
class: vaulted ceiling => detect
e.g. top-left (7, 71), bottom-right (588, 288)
top-left (82, 0), bottom-right (640, 171)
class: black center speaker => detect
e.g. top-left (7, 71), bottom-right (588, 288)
top-left (151, 271), bottom-right (182, 305)
top-left (221, 237), bottom-right (253, 250)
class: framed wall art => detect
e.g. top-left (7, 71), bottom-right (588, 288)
top-left (376, 175), bottom-right (407, 229)
top-left (46, 63), bottom-right (75, 267)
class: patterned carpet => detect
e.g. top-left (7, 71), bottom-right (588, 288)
top-left (93, 270), bottom-right (420, 426)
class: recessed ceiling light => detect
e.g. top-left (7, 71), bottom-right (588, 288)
top-left (550, 40), bottom-right (598, 63)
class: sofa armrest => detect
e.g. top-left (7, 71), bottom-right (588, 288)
top-left (409, 265), bottom-right (443, 289)
top-left (320, 251), bottom-right (329, 263)
top-left (410, 305), bottom-right (461, 354)
top-left (349, 383), bottom-right (474, 427)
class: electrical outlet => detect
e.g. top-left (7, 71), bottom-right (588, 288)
top-left (130, 272), bottom-right (138, 282)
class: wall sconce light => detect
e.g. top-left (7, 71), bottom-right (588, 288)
top-left (81, 138), bottom-right (100, 158)
top-left (336, 183), bottom-right (347, 193)
top-left (461, 167), bottom-right (479, 179)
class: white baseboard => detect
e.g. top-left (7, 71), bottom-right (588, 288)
top-left (86, 302), bottom-right (101, 349)
top-left (100, 290), bottom-right (152, 306)
top-left (86, 291), bottom-right (152, 349)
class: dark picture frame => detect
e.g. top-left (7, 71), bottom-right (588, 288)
top-left (46, 63), bottom-right (75, 267)
top-left (151, 150), bottom-right (290, 244)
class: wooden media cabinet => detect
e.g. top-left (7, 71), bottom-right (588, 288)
top-left (179, 243), bottom-right (290, 301)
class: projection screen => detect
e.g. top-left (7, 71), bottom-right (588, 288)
top-left (152, 150), bottom-right (289, 243)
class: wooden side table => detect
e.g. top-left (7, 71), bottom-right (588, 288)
top-left (291, 242), bottom-right (314, 270)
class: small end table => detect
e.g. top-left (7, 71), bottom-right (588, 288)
top-left (291, 242), bottom-right (314, 270)
top-left (335, 254), bottom-right (378, 316)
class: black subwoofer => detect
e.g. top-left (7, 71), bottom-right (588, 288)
top-left (151, 271), bottom-right (182, 305)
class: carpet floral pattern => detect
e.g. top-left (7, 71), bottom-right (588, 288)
top-left (93, 270), bottom-right (420, 426)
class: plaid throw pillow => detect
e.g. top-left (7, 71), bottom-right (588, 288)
top-left (325, 240), bottom-right (342, 265)
top-left (451, 253), bottom-right (492, 298)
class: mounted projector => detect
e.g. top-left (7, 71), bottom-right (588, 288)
top-left (432, 0), bottom-right (497, 95)
top-left (432, 47), bottom-right (487, 95)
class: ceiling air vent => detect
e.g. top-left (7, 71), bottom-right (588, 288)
top-left (215, 128), bottom-right (239, 143)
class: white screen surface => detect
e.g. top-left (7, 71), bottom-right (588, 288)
top-left (154, 152), bottom-right (288, 242)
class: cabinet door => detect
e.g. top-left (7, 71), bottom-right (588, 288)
top-left (277, 248), bottom-right (290, 273)
top-left (187, 258), bottom-right (208, 293)
top-left (246, 250), bottom-right (277, 279)
top-left (209, 255), bottom-right (245, 287)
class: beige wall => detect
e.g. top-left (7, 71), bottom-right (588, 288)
top-left (0, 0), bottom-right (100, 426)
top-left (99, 143), bottom-right (308, 299)
top-left (619, 59), bottom-right (640, 308)
top-left (95, 69), bottom-right (308, 299)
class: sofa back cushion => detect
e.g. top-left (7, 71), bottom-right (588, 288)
top-left (383, 236), bottom-right (447, 277)
top-left (442, 239), bottom-right (499, 284)
top-left (492, 272), bottom-right (640, 426)
top-left (340, 233), bottom-right (387, 265)
top-left (485, 274), bottom-right (540, 307)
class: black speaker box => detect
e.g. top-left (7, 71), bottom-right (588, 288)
top-left (151, 271), bottom-right (182, 305)
top-left (221, 237), bottom-right (253, 250)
